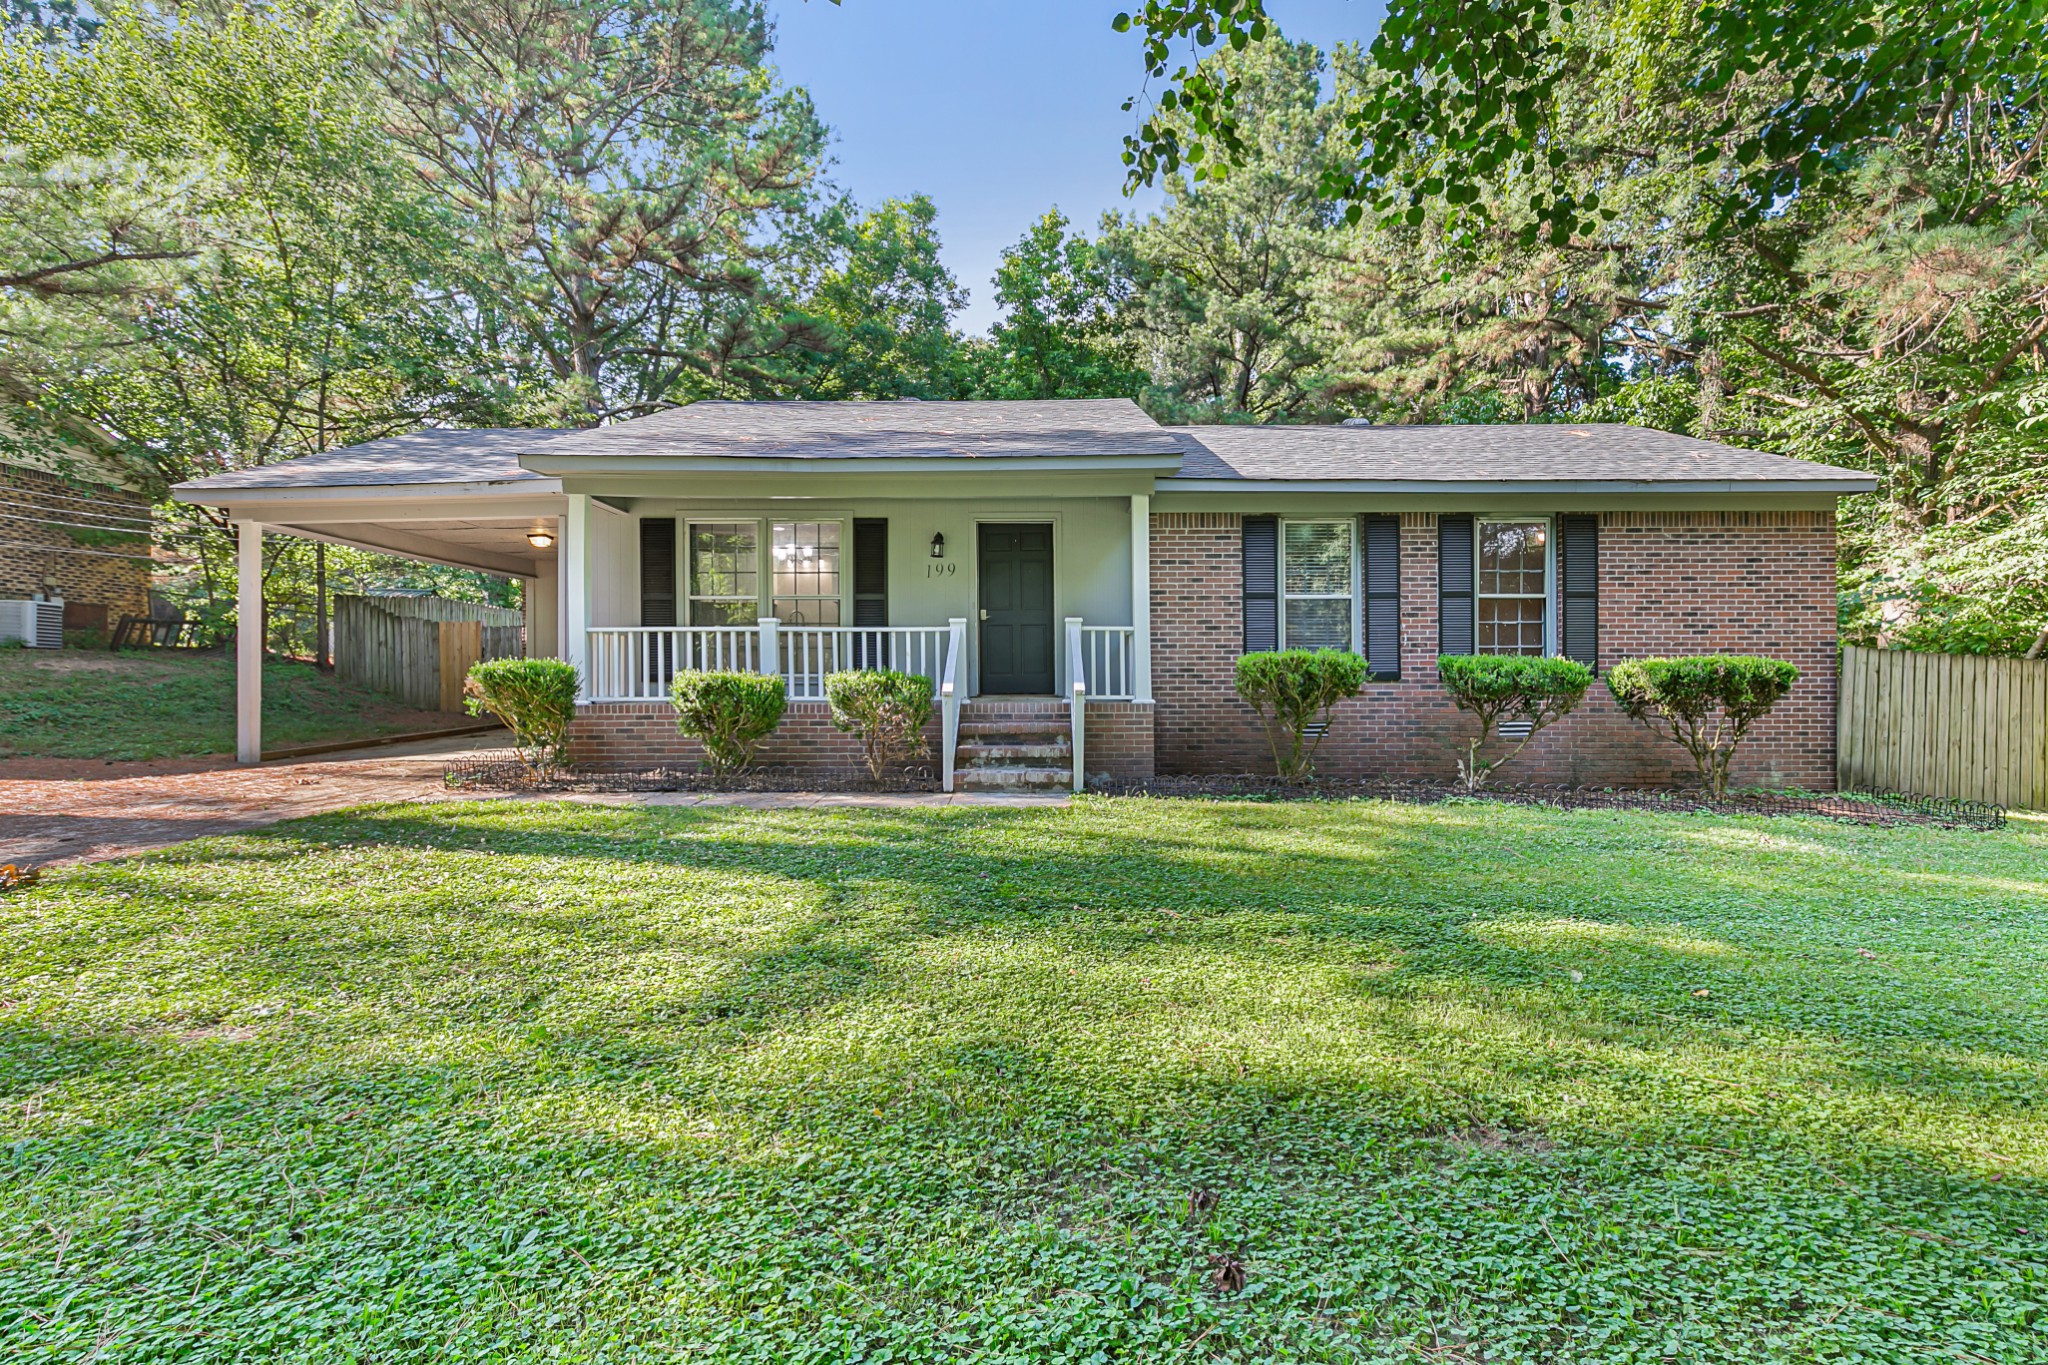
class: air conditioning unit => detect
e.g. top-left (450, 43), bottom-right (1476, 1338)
top-left (0, 597), bottom-right (64, 649)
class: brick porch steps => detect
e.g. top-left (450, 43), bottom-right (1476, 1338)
top-left (956, 707), bottom-right (1072, 792)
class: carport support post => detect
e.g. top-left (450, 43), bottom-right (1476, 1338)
top-left (235, 520), bottom-right (264, 763)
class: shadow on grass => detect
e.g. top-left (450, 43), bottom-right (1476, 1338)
top-left (7, 791), bottom-right (2047, 1361)
top-left (14, 798), bottom-right (2046, 1179)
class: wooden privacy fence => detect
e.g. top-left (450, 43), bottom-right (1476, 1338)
top-left (1839, 645), bottom-right (2048, 810)
top-left (335, 595), bottom-right (525, 713)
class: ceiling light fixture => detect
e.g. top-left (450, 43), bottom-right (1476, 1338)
top-left (527, 529), bottom-right (556, 549)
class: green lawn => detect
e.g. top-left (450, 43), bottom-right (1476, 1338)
top-left (0, 649), bottom-right (461, 760)
top-left (2, 798), bottom-right (2044, 1362)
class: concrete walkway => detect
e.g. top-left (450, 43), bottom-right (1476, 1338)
top-left (1, 736), bottom-right (1066, 869)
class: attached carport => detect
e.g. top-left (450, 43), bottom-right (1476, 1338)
top-left (173, 430), bottom-right (570, 762)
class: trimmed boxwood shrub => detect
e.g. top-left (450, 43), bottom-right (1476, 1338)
top-left (1234, 649), bottom-right (1369, 781)
top-left (824, 668), bottom-right (934, 780)
top-left (1437, 654), bottom-right (1594, 790)
top-left (464, 657), bottom-right (579, 779)
top-left (670, 670), bottom-right (786, 774)
top-left (1606, 654), bottom-right (1799, 796)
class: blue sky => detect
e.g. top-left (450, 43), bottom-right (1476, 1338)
top-left (765, 0), bottom-right (1387, 335)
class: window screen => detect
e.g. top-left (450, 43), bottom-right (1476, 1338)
top-left (772, 521), bottom-right (842, 625)
top-left (1282, 520), bottom-right (1354, 651)
top-left (688, 522), bottom-right (758, 626)
top-left (1476, 519), bottom-right (1548, 655)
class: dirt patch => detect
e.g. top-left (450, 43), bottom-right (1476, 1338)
top-left (1447, 1125), bottom-right (1559, 1157)
top-left (5, 651), bottom-right (197, 675)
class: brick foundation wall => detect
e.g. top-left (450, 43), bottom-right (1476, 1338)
top-left (568, 697), bottom-right (1156, 781)
top-left (0, 463), bottom-right (152, 625)
top-left (571, 701), bottom-right (940, 777)
top-left (1082, 701), bottom-right (1156, 780)
top-left (1151, 509), bottom-right (1841, 789)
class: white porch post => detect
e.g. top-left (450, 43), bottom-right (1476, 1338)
top-left (235, 520), bottom-right (264, 763)
top-left (563, 496), bottom-right (590, 699)
top-left (757, 617), bottom-right (780, 681)
top-left (1130, 492), bottom-right (1153, 703)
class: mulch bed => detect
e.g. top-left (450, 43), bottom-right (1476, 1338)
top-left (445, 760), bottom-right (938, 795)
top-left (446, 758), bottom-right (2005, 830)
top-left (1086, 775), bottom-right (2007, 830)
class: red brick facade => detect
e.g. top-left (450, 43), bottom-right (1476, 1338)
top-left (1151, 509), bottom-right (1840, 788)
top-left (570, 507), bottom-right (1838, 790)
top-left (570, 698), bottom-right (1155, 780)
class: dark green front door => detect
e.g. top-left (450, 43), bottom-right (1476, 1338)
top-left (978, 524), bottom-right (1054, 694)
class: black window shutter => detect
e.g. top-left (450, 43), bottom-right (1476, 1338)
top-left (1362, 514), bottom-right (1401, 680)
top-left (639, 518), bottom-right (677, 627)
top-left (1559, 513), bottom-right (1599, 669)
top-left (1438, 514), bottom-right (1475, 656)
top-left (1242, 515), bottom-right (1279, 652)
top-left (852, 518), bottom-right (889, 668)
top-left (852, 519), bottom-right (888, 626)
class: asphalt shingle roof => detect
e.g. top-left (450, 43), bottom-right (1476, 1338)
top-left (524, 398), bottom-right (1183, 463)
top-left (174, 404), bottom-right (1874, 494)
top-left (1168, 423), bottom-right (1868, 484)
top-left (175, 429), bottom-right (568, 491)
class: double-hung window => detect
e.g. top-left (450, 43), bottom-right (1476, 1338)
top-left (771, 521), bottom-right (842, 625)
top-left (685, 519), bottom-right (849, 626)
top-left (1281, 519), bottom-right (1356, 650)
top-left (1475, 518), bottom-right (1550, 655)
top-left (687, 522), bottom-right (760, 626)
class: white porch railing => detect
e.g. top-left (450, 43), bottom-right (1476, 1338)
top-left (587, 622), bottom-right (962, 704)
top-left (585, 626), bottom-right (760, 702)
top-left (588, 616), bottom-right (1116, 793)
top-left (940, 617), bottom-right (965, 792)
top-left (1077, 625), bottom-right (1137, 701)
top-left (776, 625), bottom-right (953, 701)
top-left (1066, 617), bottom-right (1088, 793)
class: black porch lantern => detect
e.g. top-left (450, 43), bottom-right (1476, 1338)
top-left (929, 532), bottom-right (945, 559)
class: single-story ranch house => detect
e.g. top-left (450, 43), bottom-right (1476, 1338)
top-left (175, 399), bottom-right (1875, 789)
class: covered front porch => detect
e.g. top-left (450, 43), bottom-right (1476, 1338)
top-left (206, 487), bottom-right (1155, 791)
top-left (554, 485), bottom-right (1157, 790)
top-left (175, 402), bottom-right (1181, 790)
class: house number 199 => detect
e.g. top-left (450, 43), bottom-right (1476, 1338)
top-left (926, 562), bottom-right (957, 577)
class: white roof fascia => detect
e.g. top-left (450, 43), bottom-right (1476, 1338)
top-left (1158, 477), bottom-right (1878, 496)
top-left (519, 454), bottom-right (1186, 477)
top-left (172, 477), bottom-right (562, 506)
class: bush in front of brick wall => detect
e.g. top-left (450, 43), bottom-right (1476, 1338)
top-left (1438, 655), bottom-right (1593, 791)
top-left (670, 670), bottom-right (787, 774)
top-left (824, 668), bottom-right (933, 780)
top-left (465, 658), bottom-right (579, 779)
top-left (1606, 655), bottom-right (1799, 797)
top-left (1234, 649), bottom-right (1368, 781)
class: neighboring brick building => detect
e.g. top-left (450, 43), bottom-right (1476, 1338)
top-left (175, 401), bottom-right (1873, 783)
top-left (1, 394), bottom-right (157, 634)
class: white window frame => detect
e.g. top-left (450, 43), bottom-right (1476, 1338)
top-left (1279, 517), bottom-right (1362, 652)
top-left (683, 516), bottom-right (851, 625)
top-left (1473, 515), bottom-right (1556, 657)
top-left (769, 519), bottom-right (847, 626)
